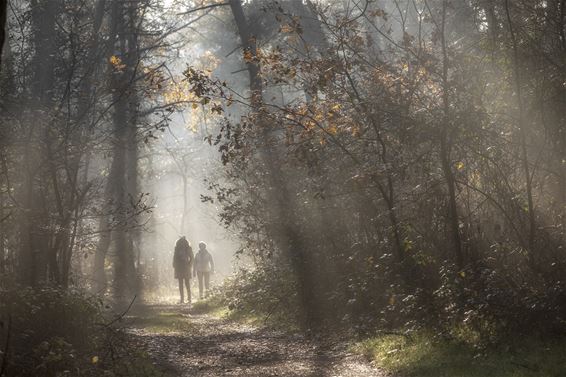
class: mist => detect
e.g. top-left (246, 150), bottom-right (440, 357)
top-left (1, 0), bottom-right (566, 376)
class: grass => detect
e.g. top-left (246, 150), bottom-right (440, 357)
top-left (353, 332), bottom-right (566, 377)
top-left (191, 295), bottom-right (230, 317)
top-left (133, 311), bottom-right (195, 333)
top-left (191, 295), bottom-right (263, 324)
top-left (191, 295), bottom-right (298, 330)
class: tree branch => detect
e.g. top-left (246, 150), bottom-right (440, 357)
top-left (177, 2), bottom-right (230, 16)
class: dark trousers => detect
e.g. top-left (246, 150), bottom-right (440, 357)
top-left (178, 277), bottom-right (191, 303)
top-left (197, 271), bottom-right (210, 298)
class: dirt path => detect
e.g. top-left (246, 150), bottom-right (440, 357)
top-left (126, 304), bottom-right (388, 377)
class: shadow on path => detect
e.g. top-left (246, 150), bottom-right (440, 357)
top-left (125, 303), bottom-right (387, 377)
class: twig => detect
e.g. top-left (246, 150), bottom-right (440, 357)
top-left (177, 2), bottom-right (230, 15)
top-left (0, 212), bottom-right (11, 224)
top-left (104, 295), bottom-right (137, 327)
top-left (0, 315), bottom-right (12, 376)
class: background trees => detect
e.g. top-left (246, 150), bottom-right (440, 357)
top-left (184, 0), bottom-right (566, 336)
top-left (1, 0), bottom-right (566, 345)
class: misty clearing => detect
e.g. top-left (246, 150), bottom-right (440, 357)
top-left (1, 0), bottom-right (566, 376)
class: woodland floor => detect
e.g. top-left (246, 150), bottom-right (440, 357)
top-left (124, 302), bottom-right (388, 377)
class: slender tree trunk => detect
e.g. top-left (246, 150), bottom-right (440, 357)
top-left (93, 212), bottom-right (111, 292)
top-left (181, 175), bottom-right (189, 235)
top-left (504, 0), bottom-right (536, 267)
top-left (0, 0), bottom-right (7, 70)
top-left (125, 1), bottom-right (142, 295)
top-left (111, 85), bottom-right (129, 298)
top-left (440, 0), bottom-right (463, 268)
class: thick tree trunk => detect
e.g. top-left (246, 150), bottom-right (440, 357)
top-left (18, 0), bottom-right (58, 286)
top-left (93, 0), bottom-right (141, 298)
top-left (229, 0), bottom-right (321, 329)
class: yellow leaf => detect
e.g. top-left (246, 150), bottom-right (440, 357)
top-left (456, 161), bottom-right (465, 171)
top-left (109, 55), bottom-right (126, 71)
top-left (92, 356), bottom-right (99, 364)
top-left (459, 271), bottom-right (466, 278)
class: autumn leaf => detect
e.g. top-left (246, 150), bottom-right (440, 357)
top-left (243, 50), bottom-right (254, 62)
top-left (109, 55), bottom-right (126, 71)
top-left (280, 24), bottom-right (294, 33)
top-left (330, 103), bottom-right (341, 112)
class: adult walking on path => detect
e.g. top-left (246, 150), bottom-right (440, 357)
top-left (193, 241), bottom-right (214, 299)
top-left (173, 236), bottom-right (193, 305)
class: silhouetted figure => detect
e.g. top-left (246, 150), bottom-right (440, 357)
top-left (193, 241), bottom-right (214, 299)
top-left (173, 236), bottom-right (193, 304)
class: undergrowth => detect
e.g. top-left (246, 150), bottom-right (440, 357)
top-left (132, 311), bottom-right (196, 333)
top-left (0, 285), bottom-right (169, 377)
top-left (192, 265), bottom-right (301, 331)
top-left (354, 331), bottom-right (566, 377)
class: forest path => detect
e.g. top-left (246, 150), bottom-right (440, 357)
top-left (125, 303), bottom-right (388, 377)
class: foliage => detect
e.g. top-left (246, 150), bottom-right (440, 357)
top-left (0, 286), bottom-right (166, 376)
top-left (201, 263), bottom-right (301, 330)
top-left (186, 0), bottom-right (566, 342)
top-left (354, 332), bottom-right (566, 377)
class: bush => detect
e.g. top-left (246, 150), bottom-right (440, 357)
top-left (214, 261), bottom-right (301, 329)
top-left (0, 286), bottom-right (103, 376)
top-left (0, 285), bottom-right (166, 377)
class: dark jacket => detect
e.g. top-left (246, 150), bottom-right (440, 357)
top-left (173, 237), bottom-right (193, 279)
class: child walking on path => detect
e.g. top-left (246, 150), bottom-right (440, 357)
top-left (193, 241), bottom-right (214, 299)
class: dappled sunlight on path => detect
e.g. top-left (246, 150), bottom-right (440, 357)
top-left (126, 303), bottom-right (388, 377)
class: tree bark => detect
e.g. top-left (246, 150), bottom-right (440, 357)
top-left (229, 0), bottom-right (321, 329)
top-left (504, 0), bottom-right (536, 267)
top-left (0, 0), bottom-right (7, 70)
top-left (440, 0), bottom-right (464, 268)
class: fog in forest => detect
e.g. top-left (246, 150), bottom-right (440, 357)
top-left (1, 0), bottom-right (566, 376)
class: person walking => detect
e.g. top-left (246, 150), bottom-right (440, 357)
top-left (193, 241), bottom-right (214, 299)
top-left (173, 236), bottom-right (193, 305)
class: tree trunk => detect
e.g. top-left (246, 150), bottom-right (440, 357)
top-left (0, 0), bottom-right (7, 70)
top-left (504, 0), bottom-right (537, 267)
top-left (229, 0), bottom-right (321, 329)
top-left (18, 0), bottom-right (58, 286)
top-left (440, 0), bottom-right (463, 268)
